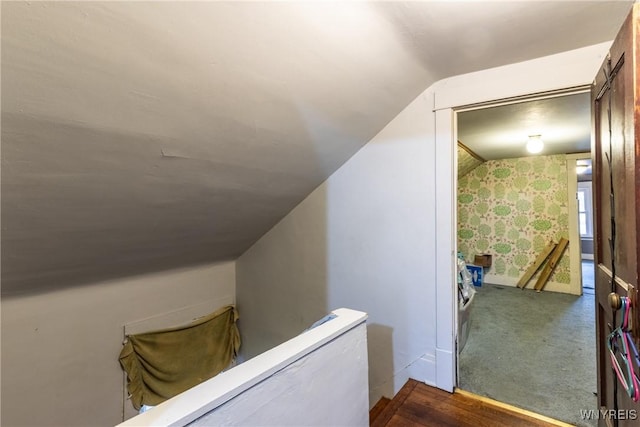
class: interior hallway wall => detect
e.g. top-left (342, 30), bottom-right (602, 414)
top-left (236, 89), bottom-right (438, 407)
top-left (1, 261), bottom-right (236, 427)
top-left (457, 154), bottom-right (573, 292)
top-left (237, 42), bottom-right (612, 406)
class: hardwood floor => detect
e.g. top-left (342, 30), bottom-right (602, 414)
top-left (369, 397), bottom-right (392, 425)
top-left (371, 380), bottom-right (573, 427)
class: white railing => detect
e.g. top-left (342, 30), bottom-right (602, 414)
top-left (117, 308), bottom-right (369, 427)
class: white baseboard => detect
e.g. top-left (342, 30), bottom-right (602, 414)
top-left (483, 274), bottom-right (578, 295)
top-left (411, 353), bottom-right (437, 387)
top-left (435, 348), bottom-right (454, 392)
top-left (368, 352), bottom-right (437, 408)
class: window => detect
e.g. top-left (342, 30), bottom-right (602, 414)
top-left (577, 181), bottom-right (593, 238)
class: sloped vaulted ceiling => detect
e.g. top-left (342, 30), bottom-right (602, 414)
top-left (1, 1), bottom-right (632, 295)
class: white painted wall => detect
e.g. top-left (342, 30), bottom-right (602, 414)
top-left (1, 261), bottom-right (235, 427)
top-left (237, 42), bottom-right (613, 404)
top-left (1, 43), bottom-right (612, 427)
top-left (118, 308), bottom-right (368, 427)
top-left (237, 89), bottom-right (438, 407)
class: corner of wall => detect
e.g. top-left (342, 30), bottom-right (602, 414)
top-left (236, 83), bottom-right (441, 406)
top-left (1, 261), bottom-right (237, 427)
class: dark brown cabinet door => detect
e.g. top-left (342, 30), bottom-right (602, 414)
top-left (592, 4), bottom-right (640, 426)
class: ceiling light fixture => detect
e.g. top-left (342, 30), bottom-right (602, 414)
top-left (526, 135), bottom-right (544, 154)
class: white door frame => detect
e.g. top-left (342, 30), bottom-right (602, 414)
top-left (567, 152), bottom-right (592, 295)
top-left (431, 42), bottom-right (611, 392)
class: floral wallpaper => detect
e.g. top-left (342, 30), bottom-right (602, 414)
top-left (457, 154), bottom-right (571, 284)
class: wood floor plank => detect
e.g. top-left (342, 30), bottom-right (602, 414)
top-left (400, 386), bottom-right (518, 427)
top-left (413, 385), bottom-right (530, 422)
top-left (374, 379), bottom-right (569, 427)
top-left (371, 379), bottom-right (418, 427)
top-left (453, 389), bottom-right (573, 426)
top-left (385, 413), bottom-right (429, 427)
top-left (370, 397), bottom-right (392, 424)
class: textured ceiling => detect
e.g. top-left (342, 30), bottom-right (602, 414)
top-left (1, 1), bottom-right (632, 295)
top-left (458, 92), bottom-right (591, 160)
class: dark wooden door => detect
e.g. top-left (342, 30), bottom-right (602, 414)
top-left (592, 4), bottom-right (640, 426)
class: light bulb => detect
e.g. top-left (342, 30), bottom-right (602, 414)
top-left (526, 135), bottom-right (543, 154)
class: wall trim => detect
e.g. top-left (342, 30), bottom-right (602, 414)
top-left (566, 153), bottom-right (591, 296)
top-left (368, 352), bottom-right (436, 407)
top-left (397, 353), bottom-right (437, 392)
top-left (483, 274), bottom-right (576, 295)
top-left (434, 107), bottom-right (457, 392)
top-left (435, 348), bottom-right (454, 392)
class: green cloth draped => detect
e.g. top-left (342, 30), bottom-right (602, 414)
top-left (119, 305), bottom-right (240, 410)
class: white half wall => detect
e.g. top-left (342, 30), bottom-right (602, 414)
top-left (237, 89), bottom-right (438, 407)
top-left (118, 308), bottom-right (368, 427)
top-left (1, 261), bottom-right (236, 427)
top-left (189, 322), bottom-right (368, 427)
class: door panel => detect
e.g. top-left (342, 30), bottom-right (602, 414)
top-left (592, 5), bottom-right (640, 426)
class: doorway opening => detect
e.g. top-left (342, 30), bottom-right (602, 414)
top-left (574, 158), bottom-right (595, 294)
top-left (454, 91), bottom-right (597, 426)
